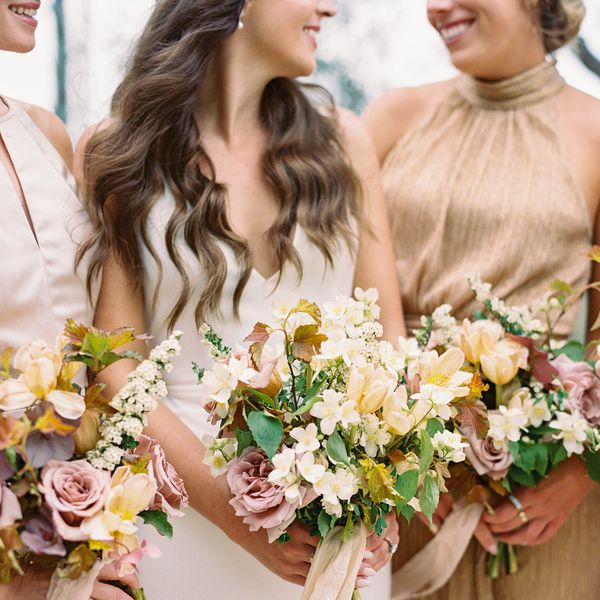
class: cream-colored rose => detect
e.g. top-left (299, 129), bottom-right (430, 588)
top-left (382, 386), bottom-right (430, 436)
top-left (456, 319), bottom-right (504, 364)
top-left (347, 364), bottom-right (396, 414)
top-left (480, 339), bottom-right (528, 386)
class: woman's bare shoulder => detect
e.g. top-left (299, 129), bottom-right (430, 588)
top-left (17, 101), bottom-right (73, 168)
top-left (362, 79), bottom-right (457, 164)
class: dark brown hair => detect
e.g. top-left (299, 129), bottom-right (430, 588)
top-left (78, 0), bottom-right (361, 330)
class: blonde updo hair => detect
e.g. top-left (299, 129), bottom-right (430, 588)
top-left (536, 0), bottom-right (586, 52)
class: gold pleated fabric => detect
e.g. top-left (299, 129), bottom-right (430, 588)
top-left (384, 61), bottom-right (599, 599)
top-left (384, 60), bottom-right (591, 337)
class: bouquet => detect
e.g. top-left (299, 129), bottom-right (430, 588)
top-left (197, 289), bottom-right (488, 599)
top-left (415, 273), bottom-right (600, 578)
top-left (0, 321), bottom-right (187, 599)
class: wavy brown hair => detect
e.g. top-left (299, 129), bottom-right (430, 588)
top-left (78, 0), bottom-right (361, 330)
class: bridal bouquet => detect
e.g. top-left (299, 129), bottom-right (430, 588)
top-left (415, 273), bottom-right (600, 577)
top-left (0, 322), bottom-right (187, 599)
top-left (197, 289), bottom-right (487, 599)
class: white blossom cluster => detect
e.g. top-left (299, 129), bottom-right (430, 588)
top-left (467, 274), bottom-right (542, 334)
top-left (421, 304), bottom-right (458, 347)
top-left (202, 434), bottom-right (238, 477)
top-left (87, 332), bottom-right (182, 471)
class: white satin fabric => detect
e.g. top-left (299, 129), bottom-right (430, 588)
top-left (138, 191), bottom-right (391, 599)
top-left (0, 97), bottom-right (92, 351)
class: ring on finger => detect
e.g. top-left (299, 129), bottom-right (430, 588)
top-left (384, 537), bottom-right (398, 555)
top-left (508, 494), bottom-right (528, 524)
top-left (517, 510), bottom-right (529, 524)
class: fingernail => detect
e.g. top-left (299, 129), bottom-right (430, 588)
top-left (364, 550), bottom-right (374, 559)
top-left (356, 578), bottom-right (373, 589)
top-left (488, 544), bottom-right (498, 556)
top-left (364, 568), bottom-right (377, 577)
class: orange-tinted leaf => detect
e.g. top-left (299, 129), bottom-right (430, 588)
top-left (454, 397), bottom-right (489, 439)
top-left (447, 463), bottom-right (478, 500)
top-left (105, 327), bottom-right (139, 351)
top-left (292, 324), bottom-right (327, 362)
top-left (244, 323), bottom-right (271, 345)
top-left (488, 477), bottom-right (508, 497)
top-left (34, 408), bottom-right (76, 437)
top-left (467, 484), bottom-right (490, 505)
top-left (468, 372), bottom-right (489, 400)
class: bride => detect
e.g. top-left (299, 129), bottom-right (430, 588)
top-left (76, 0), bottom-right (404, 597)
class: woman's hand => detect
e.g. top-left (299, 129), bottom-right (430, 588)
top-left (0, 565), bottom-right (52, 600)
top-left (91, 562), bottom-right (141, 600)
top-left (483, 456), bottom-right (594, 546)
top-left (236, 522), bottom-right (318, 587)
top-left (356, 511), bottom-right (399, 588)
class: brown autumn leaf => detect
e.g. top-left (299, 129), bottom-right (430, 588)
top-left (488, 477), bottom-right (508, 498)
top-left (467, 483), bottom-right (490, 505)
top-left (292, 324), bottom-right (327, 362)
top-left (454, 397), bottom-right (489, 440)
top-left (447, 463), bottom-right (478, 500)
top-left (244, 323), bottom-right (271, 345)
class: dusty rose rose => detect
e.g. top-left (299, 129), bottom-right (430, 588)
top-left (226, 447), bottom-right (313, 537)
top-left (39, 459), bottom-right (110, 541)
top-left (0, 483), bottom-right (22, 528)
top-left (552, 354), bottom-right (600, 426)
top-left (132, 435), bottom-right (189, 517)
top-left (464, 431), bottom-right (513, 480)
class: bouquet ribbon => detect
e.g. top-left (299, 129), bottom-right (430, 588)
top-left (392, 499), bottom-right (483, 599)
top-left (46, 561), bottom-right (105, 600)
top-left (301, 523), bottom-right (367, 600)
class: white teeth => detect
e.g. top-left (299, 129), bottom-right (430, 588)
top-left (440, 22), bottom-right (471, 43)
top-left (9, 6), bottom-right (38, 17)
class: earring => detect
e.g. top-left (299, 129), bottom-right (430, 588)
top-left (238, 18), bottom-right (244, 30)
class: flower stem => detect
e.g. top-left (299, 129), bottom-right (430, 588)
top-left (352, 590), bottom-right (362, 600)
top-left (487, 545), bottom-right (501, 579)
top-left (507, 543), bottom-right (519, 575)
top-left (495, 384), bottom-right (503, 409)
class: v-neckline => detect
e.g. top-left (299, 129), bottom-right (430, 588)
top-left (0, 114), bottom-right (40, 248)
top-left (250, 226), bottom-right (301, 283)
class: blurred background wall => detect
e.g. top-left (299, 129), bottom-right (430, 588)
top-left (1, 0), bottom-right (599, 141)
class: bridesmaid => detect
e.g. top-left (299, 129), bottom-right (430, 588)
top-left (365, 0), bottom-right (600, 598)
top-left (0, 1), bottom-right (138, 598)
top-left (75, 0), bottom-right (404, 597)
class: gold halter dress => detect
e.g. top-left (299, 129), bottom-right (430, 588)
top-left (384, 61), bottom-right (599, 599)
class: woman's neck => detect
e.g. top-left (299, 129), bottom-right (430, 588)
top-left (197, 46), bottom-right (273, 146)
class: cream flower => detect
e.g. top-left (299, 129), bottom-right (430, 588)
top-left (290, 423), bottom-right (320, 454)
top-left (456, 319), bottom-right (504, 364)
top-left (480, 339), bottom-right (528, 386)
top-left (488, 406), bottom-right (528, 448)
top-left (347, 364), bottom-right (396, 414)
top-left (297, 453), bottom-right (326, 484)
top-left (432, 430), bottom-right (468, 463)
top-left (383, 386), bottom-right (430, 436)
top-left (509, 389), bottom-right (552, 428)
top-left (550, 412), bottom-right (588, 456)
top-left (0, 340), bottom-right (84, 419)
top-left (411, 348), bottom-right (471, 420)
top-left (310, 390), bottom-right (357, 435)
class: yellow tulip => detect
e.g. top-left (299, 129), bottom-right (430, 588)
top-left (347, 364), bottom-right (396, 414)
top-left (480, 339), bottom-right (528, 386)
top-left (456, 319), bottom-right (503, 365)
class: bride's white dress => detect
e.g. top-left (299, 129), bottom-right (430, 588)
top-left (138, 191), bottom-right (391, 599)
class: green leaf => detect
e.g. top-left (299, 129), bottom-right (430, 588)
top-left (100, 351), bottom-right (123, 367)
top-left (244, 388), bottom-right (277, 409)
top-left (554, 340), bottom-right (585, 362)
top-left (341, 516), bottom-right (355, 543)
top-left (293, 373), bottom-right (328, 416)
top-left (318, 509), bottom-right (332, 538)
top-left (426, 419), bottom-right (444, 437)
top-left (532, 444), bottom-right (549, 476)
top-left (394, 469), bottom-right (419, 505)
top-left (117, 350), bottom-right (144, 362)
top-left (508, 465), bottom-right (536, 487)
top-left (235, 428), bottom-right (254, 457)
top-left (326, 430), bottom-right (352, 468)
top-left (5, 446), bottom-right (17, 469)
top-left (420, 474), bottom-right (439, 523)
top-left (82, 333), bottom-right (108, 358)
top-left (139, 510), bottom-right (173, 539)
top-left (419, 430), bottom-right (434, 474)
top-left (398, 503), bottom-right (415, 523)
top-left (550, 442), bottom-right (568, 468)
top-left (247, 411), bottom-right (283, 460)
top-left (585, 449), bottom-right (600, 484)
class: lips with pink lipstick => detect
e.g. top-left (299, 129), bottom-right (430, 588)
top-left (438, 19), bottom-right (475, 46)
top-left (8, 2), bottom-right (39, 28)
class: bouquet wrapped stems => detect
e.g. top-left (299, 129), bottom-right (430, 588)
top-left (487, 542), bottom-right (519, 578)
